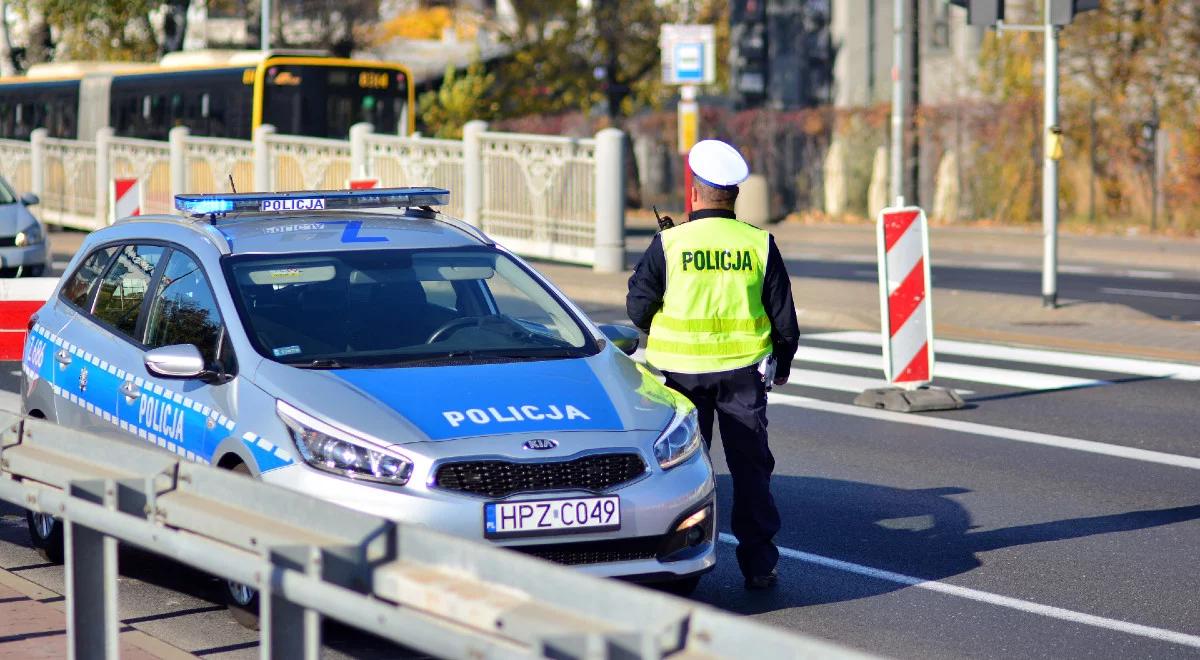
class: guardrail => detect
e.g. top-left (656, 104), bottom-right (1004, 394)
top-left (0, 406), bottom-right (867, 659)
top-left (9, 122), bottom-right (625, 273)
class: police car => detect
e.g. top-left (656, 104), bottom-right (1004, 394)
top-left (21, 187), bottom-right (716, 620)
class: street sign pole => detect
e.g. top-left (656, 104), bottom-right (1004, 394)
top-left (1041, 3), bottom-right (1059, 308)
top-left (679, 84), bottom-right (699, 213)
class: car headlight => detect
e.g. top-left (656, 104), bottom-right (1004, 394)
top-left (653, 409), bottom-right (702, 469)
top-left (14, 223), bottom-right (43, 247)
top-left (277, 400), bottom-right (413, 485)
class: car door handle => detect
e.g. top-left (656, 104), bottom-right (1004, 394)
top-left (55, 350), bottom-right (71, 366)
top-left (120, 380), bottom-right (141, 400)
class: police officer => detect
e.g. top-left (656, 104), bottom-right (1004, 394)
top-left (627, 139), bottom-right (799, 590)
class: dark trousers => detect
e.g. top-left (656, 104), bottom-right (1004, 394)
top-left (663, 365), bottom-right (781, 578)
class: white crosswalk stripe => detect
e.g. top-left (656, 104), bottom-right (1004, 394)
top-left (804, 331), bottom-right (1200, 381)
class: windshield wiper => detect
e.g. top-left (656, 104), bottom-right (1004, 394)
top-left (295, 358), bottom-right (344, 369)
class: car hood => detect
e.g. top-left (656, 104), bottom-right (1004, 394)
top-left (251, 347), bottom-right (688, 445)
top-left (0, 204), bottom-right (35, 235)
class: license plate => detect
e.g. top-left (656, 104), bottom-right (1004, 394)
top-left (484, 496), bottom-right (620, 538)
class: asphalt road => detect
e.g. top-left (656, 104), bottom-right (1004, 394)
top-left (622, 228), bottom-right (1200, 321)
top-left (785, 258), bottom-right (1200, 322)
top-left (2, 311), bottom-right (1198, 658)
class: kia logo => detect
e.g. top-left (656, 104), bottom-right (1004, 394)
top-left (523, 439), bottom-right (558, 451)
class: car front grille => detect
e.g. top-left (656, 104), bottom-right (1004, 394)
top-left (0, 236), bottom-right (16, 248)
top-left (433, 453), bottom-right (647, 498)
top-left (510, 535), bottom-right (662, 566)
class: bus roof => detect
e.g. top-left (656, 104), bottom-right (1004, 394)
top-left (158, 49), bottom-right (329, 68)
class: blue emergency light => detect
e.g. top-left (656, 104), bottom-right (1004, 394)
top-left (174, 187), bottom-right (451, 217)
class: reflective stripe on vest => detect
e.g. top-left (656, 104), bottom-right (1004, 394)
top-left (645, 216), bottom-right (773, 374)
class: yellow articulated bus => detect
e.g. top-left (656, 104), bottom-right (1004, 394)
top-left (0, 50), bottom-right (415, 142)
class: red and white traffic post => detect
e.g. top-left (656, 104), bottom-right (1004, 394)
top-left (854, 203), bottom-right (963, 412)
top-left (111, 178), bottom-right (143, 223)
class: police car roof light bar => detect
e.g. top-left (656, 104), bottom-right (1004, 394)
top-left (174, 187), bottom-right (452, 218)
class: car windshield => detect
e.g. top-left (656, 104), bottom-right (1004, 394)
top-left (224, 247), bottom-right (596, 367)
top-left (0, 179), bottom-right (16, 205)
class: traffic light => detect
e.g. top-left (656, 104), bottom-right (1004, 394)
top-left (729, 0), bottom-right (767, 107)
top-left (948, 0), bottom-right (1004, 27)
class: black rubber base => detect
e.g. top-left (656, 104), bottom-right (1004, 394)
top-left (853, 386), bottom-right (966, 413)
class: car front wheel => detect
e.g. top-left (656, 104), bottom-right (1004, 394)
top-left (26, 511), bottom-right (64, 563)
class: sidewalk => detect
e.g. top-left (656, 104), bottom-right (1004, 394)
top-left (0, 567), bottom-right (192, 659)
top-left (533, 222), bottom-right (1200, 363)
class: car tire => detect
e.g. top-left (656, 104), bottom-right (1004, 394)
top-left (223, 462), bottom-right (261, 630)
top-left (26, 510), bottom-right (64, 564)
top-left (654, 575), bottom-right (702, 597)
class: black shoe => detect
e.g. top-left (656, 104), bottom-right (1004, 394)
top-left (744, 570), bottom-right (778, 590)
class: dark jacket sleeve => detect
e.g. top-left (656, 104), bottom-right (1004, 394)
top-left (763, 236), bottom-right (800, 380)
top-left (626, 233), bottom-right (666, 332)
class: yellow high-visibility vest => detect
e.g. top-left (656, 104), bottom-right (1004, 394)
top-left (645, 216), bottom-right (773, 374)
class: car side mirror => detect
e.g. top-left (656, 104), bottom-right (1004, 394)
top-left (20, 193), bottom-right (39, 206)
top-left (598, 324), bottom-right (640, 356)
top-left (145, 344), bottom-right (206, 379)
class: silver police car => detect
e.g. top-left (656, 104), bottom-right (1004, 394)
top-left (21, 188), bottom-right (716, 617)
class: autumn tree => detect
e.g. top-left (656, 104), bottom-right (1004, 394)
top-left (417, 60), bottom-right (498, 138)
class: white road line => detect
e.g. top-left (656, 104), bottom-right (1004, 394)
top-left (1059, 264), bottom-right (1099, 274)
top-left (716, 534), bottom-right (1200, 649)
top-left (768, 392), bottom-right (1200, 470)
top-left (788, 369), bottom-right (975, 395)
top-left (1124, 270), bottom-right (1176, 280)
top-left (794, 346), bottom-right (1106, 391)
top-left (1099, 287), bottom-right (1200, 301)
top-left (804, 331), bottom-right (1200, 381)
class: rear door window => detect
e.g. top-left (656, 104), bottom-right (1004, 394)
top-left (61, 246), bottom-right (119, 309)
top-left (92, 244), bottom-right (166, 339)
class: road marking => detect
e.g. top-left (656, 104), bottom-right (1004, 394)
top-left (717, 534), bottom-right (1200, 649)
top-left (1098, 287), bottom-right (1200, 301)
top-left (1059, 264), bottom-right (1099, 274)
top-left (788, 369), bottom-right (974, 395)
top-left (768, 392), bottom-right (1200, 470)
top-left (804, 331), bottom-right (1200, 381)
top-left (1124, 270), bottom-right (1175, 280)
top-left (793, 346), bottom-right (1106, 391)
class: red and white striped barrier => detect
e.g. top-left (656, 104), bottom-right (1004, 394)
top-left (875, 205), bottom-right (935, 386)
top-left (347, 178), bottom-right (379, 190)
top-left (0, 278), bottom-right (57, 360)
top-left (111, 178), bottom-right (142, 222)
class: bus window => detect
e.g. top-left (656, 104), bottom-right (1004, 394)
top-left (260, 64), bottom-right (410, 138)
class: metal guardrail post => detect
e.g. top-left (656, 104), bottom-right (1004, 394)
top-left (29, 128), bottom-right (47, 209)
top-left (463, 119), bottom-right (488, 228)
top-left (349, 122), bottom-right (373, 179)
top-left (254, 124), bottom-right (277, 192)
top-left (64, 479), bottom-right (119, 660)
top-left (94, 127), bottom-right (113, 226)
top-left (593, 127), bottom-right (626, 273)
top-left (168, 126), bottom-right (190, 200)
top-left (263, 546), bottom-right (323, 660)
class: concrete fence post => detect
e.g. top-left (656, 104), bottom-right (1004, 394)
top-left (168, 125), bottom-right (189, 201)
top-left (462, 120), bottom-right (487, 228)
top-left (94, 127), bottom-right (113, 226)
top-left (254, 124), bottom-right (277, 192)
top-left (29, 128), bottom-right (47, 203)
top-left (350, 122), bottom-right (374, 179)
top-left (593, 128), bottom-right (626, 273)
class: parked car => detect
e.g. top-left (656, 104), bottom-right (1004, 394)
top-left (0, 176), bottom-right (47, 277)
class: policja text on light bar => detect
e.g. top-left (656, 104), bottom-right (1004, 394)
top-left (174, 187), bottom-right (451, 217)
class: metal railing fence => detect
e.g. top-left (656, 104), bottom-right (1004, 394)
top-left (0, 408), bottom-right (867, 659)
top-left (15, 122), bottom-right (625, 273)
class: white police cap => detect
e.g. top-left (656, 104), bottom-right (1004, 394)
top-left (688, 139), bottom-right (749, 189)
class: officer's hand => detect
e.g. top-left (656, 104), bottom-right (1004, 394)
top-left (773, 376), bottom-right (788, 386)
